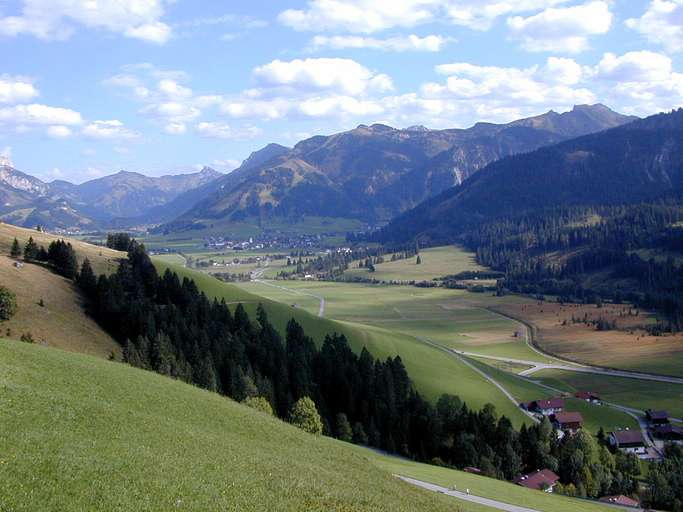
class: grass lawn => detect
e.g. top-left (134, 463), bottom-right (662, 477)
top-left (0, 339), bottom-right (479, 512)
top-left (531, 369), bottom-right (683, 419)
top-left (466, 358), bottom-right (639, 433)
top-left (356, 446), bottom-right (617, 512)
top-left (158, 262), bottom-right (531, 426)
top-left (345, 245), bottom-right (485, 282)
top-left (238, 280), bottom-right (549, 363)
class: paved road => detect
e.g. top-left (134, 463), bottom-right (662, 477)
top-left (251, 279), bottom-right (326, 318)
top-left (396, 475), bottom-right (541, 512)
top-left (417, 337), bottom-right (539, 423)
top-left (457, 350), bottom-right (683, 385)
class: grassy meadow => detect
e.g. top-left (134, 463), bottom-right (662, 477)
top-left (0, 339), bottom-right (479, 512)
top-left (155, 259), bottom-right (531, 425)
top-left (532, 369), bottom-right (683, 419)
top-left (0, 255), bottom-right (119, 358)
top-left (357, 446), bottom-right (617, 512)
top-left (345, 245), bottom-right (485, 282)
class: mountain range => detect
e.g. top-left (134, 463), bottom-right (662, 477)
top-left (0, 164), bottom-right (221, 230)
top-left (376, 108), bottom-right (683, 245)
top-left (165, 104), bottom-right (636, 232)
top-left (0, 104), bottom-right (636, 232)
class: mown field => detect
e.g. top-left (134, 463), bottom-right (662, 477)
top-left (345, 245), bottom-right (485, 282)
top-left (156, 259), bottom-right (531, 426)
top-left (0, 339), bottom-right (475, 512)
top-left (466, 358), bottom-right (639, 433)
top-left (233, 278), bottom-right (644, 433)
top-left (239, 280), bottom-right (548, 363)
top-left (532, 369), bottom-right (683, 420)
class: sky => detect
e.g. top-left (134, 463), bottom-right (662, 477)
top-left (1, 0), bottom-right (683, 183)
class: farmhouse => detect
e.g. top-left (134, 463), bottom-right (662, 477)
top-left (525, 398), bottom-right (565, 416)
top-left (514, 469), bottom-right (559, 492)
top-left (646, 410), bottom-right (670, 426)
top-left (653, 424), bottom-right (683, 443)
top-left (609, 430), bottom-right (647, 455)
top-left (598, 495), bottom-right (640, 508)
top-left (550, 412), bottom-right (583, 433)
top-left (575, 391), bottom-right (601, 404)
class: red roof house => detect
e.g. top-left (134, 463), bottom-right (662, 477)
top-left (646, 410), bottom-right (670, 425)
top-left (526, 398), bottom-right (565, 415)
top-left (514, 469), bottom-right (560, 492)
top-left (610, 430), bottom-right (647, 454)
top-left (550, 411), bottom-right (584, 432)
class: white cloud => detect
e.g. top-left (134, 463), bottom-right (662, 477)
top-left (164, 122), bottom-right (187, 135)
top-left (542, 57), bottom-right (584, 84)
top-left (82, 120), bottom-right (138, 141)
top-left (141, 101), bottom-right (201, 124)
top-left (46, 125), bottom-right (72, 139)
top-left (124, 21), bottom-right (171, 44)
top-left (0, 103), bottom-right (83, 126)
top-left (279, 0), bottom-right (573, 33)
top-left (0, 146), bottom-right (11, 166)
top-left (211, 158), bottom-right (241, 171)
top-left (590, 51), bottom-right (683, 115)
top-left (158, 79), bottom-right (192, 98)
top-left (0, 77), bottom-right (39, 103)
top-left (507, 1), bottom-right (612, 53)
top-left (594, 51), bottom-right (672, 82)
top-left (0, 0), bottom-right (172, 43)
top-left (253, 58), bottom-right (393, 96)
top-left (626, 0), bottom-right (683, 53)
top-left (196, 122), bottom-right (262, 140)
top-left (310, 34), bottom-right (453, 52)
top-left (279, 0), bottom-right (440, 33)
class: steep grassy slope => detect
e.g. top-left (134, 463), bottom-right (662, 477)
top-left (0, 223), bottom-right (123, 358)
top-left (0, 256), bottom-right (119, 358)
top-left (0, 339), bottom-right (482, 512)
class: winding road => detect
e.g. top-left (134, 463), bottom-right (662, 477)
top-left (251, 273), bottom-right (326, 318)
top-left (456, 350), bottom-right (683, 385)
top-left (397, 476), bottom-right (542, 512)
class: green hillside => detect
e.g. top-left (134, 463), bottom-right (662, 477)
top-left (0, 339), bottom-right (472, 512)
top-left (154, 259), bottom-right (531, 426)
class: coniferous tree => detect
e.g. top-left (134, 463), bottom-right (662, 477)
top-left (23, 237), bottom-right (38, 261)
top-left (10, 238), bottom-right (21, 258)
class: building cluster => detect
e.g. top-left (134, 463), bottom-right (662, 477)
top-left (204, 233), bottom-right (325, 251)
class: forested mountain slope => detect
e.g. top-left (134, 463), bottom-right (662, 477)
top-left (165, 105), bottom-right (635, 231)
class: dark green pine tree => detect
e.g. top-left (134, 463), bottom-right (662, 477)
top-left (23, 236), bottom-right (38, 261)
top-left (77, 258), bottom-right (97, 298)
top-left (335, 413), bottom-right (353, 442)
top-left (10, 238), bottom-right (21, 258)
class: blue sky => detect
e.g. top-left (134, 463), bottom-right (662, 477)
top-left (1, 0), bottom-right (683, 182)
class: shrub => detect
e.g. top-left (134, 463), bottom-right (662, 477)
top-left (242, 396), bottom-right (274, 416)
top-left (288, 397), bottom-right (322, 435)
top-left (0, 286), bottom-right (17, 321)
